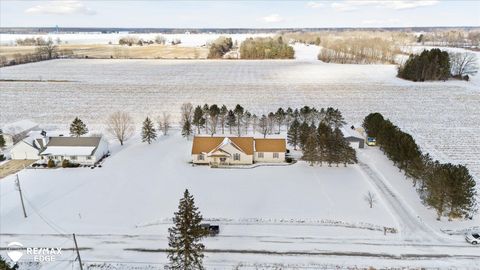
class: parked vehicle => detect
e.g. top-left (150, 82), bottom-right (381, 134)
top-left (465, 233), bottom-right (479, 245)
top-left (200, 223), bottom-right (220, 236)
top-left (366, 137), bottom-right (377, 146)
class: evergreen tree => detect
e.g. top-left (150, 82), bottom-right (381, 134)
top-left (298, 121), bottom-right (310, 150)
top-left (0, 129), bottom-right (5, 148)
top-left (219, 105), bottom-right (228, 134)
top-left (69, 117), bottom-right (88, 137)
top-left (202, 104), bottom-right (210, 134)
top-left (0, 255), bottom-right (17, 270)
top-left (234, 104), bottom-right (244, 136)
top-left (226, 110), bottom-right (236, 134)
top-left (287, 119), bottom-right (300, 150)
top-left (302, 131), bottom-right (319, 166)
top-left (167, 189), bottom-right (207, 270)
top-left (317, 122), bottom-right (332, 166)
top-left (192, 106), bottom-right (205, 134)
top-left (208, 104), bottom-right (220, 135)
top-left (275, 107), bottom-right (286, 133)
top-left (141, 117), bottom-right (157, 144)
top-left (362, 113), bottom-right (385, 138)
top-left (182, 119), bottom-right (193, 138)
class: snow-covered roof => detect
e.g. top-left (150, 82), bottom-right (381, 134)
top-left (40, 136), bottom-right (103, 156)
top-left (1, 120), bottom-right (38, 135)
top-left (41, 146), bottom-right (96, 156)
top-left (341, 127), bottom-right (364, 139)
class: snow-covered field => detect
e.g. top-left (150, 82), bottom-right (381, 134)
top-left (1, 132), bottom-right (479, 269)
top-left (1, 58), bottom-right (479, 183)
top-left (0, 33), bottom-right (274, 47)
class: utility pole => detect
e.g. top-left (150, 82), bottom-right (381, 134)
top-left (15, 174), bottom-right (27, 218)
top-left (73, 233), bottom-right (83, 270)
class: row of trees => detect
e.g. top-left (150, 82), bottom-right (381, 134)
top-left (118, 35), bottom-right (178, 46)
top-left (207, 36), bottom-right (233, 59)
top-left (317, 37), bottom-right (398, 64)
top-left (397, 49), bottom-right (451, 81)
top-left (1, 38), bottom-right (64, 67)
top-left (398, 49), bottom-right (478, 81)
top-left (240, 37), bottom-right (294, 59)
top-left (363, 113), bottom-right (477, 220)
top-left (289, 119), bottom-right (357, 167)
top-left (179, 103), bottom-right (347, 139)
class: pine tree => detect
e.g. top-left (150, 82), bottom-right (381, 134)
top-left (141, 117), bottom-right (157, 144)
top-left (302, 131), bottom-right (319, 166)
top-left (219, 105), bottom-right (228, 134)
top-left (317, 122), bottom-right (332, 166)
top-left (287, 119), bottom-right (300, 150)
top-left (234, 104), bottom-right (244, 136)
top-left (182, 119), bottom-right (193, 138)
top-left (226, 110), bottom-right (236, 134)
top-left (298, 121), bottom-right (310, 150)
top-left (202, 104), bottom-right (210, 134)
top-left (0, 255), bottom-right (17, 269)
top-left (167, 189), bottom-right (207, 270)
top-left (192, 106), bottom-right (205, 134)
top-left (69, 117), bottom-right (88, 137)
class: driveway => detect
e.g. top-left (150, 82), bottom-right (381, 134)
top-left (0, 159), bottom-right (36, 179)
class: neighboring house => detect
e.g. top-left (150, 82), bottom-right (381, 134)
top-left (191, 136), bottom-right (286, 166)
top-left (1, 120), bottom-right (39, 148)
top-left (10, 138), bottom-right (46, 160)
top-left (40, 136), bottom-right (109, 165)
top-left (342, 126), bottom-right (365, 149)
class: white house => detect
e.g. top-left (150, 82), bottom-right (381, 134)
top-left (1, 120), bottom-right (38, 147)
top-left (40, 136), bottom-right (109, 165)
top-left (191, 136), bottom-right (286, 166)
top-left (10, 139), bottom-right (45, 160)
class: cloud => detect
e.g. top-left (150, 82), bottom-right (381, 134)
top-left (25, 1), bottom-right (96, 15)
top-left (262, 14), bottom-right (284, 23)
top-left (306, 1), bottom-right (324, 8)
top-left (331, 0), bottom-right (439, 11)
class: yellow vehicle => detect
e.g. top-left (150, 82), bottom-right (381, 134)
top-left (366, 137), bottom-right (377, 146)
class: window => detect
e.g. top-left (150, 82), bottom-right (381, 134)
top-left (198, 154), bottom-right (205, 161)
top-left (71, 156), bottom-right (77, 160)
top-left (86, 156), bottom-right (92, 160)
top-left (258, 152), bottom-right (264, 158)
top-left (233, 153), bottom-right (240, 161)
top-left (273, 152), bottom-right (279, 159)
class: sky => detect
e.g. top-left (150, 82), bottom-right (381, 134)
top-left (0, 0), bottom-right (479, 28)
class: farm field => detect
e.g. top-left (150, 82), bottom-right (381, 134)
top-left (1, 132), bottom-right (479, 269)
top-left (1, 58), bottom-right (479, 184)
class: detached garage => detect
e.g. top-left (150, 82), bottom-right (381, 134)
top-left (342, 127), bottom-right (365, 149)
top-left (10, 140), bottom-right (40, 160)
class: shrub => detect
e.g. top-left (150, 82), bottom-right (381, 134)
top-left (0, 154), bottom-right (5, 162)
top-left (62, 159), bottom-right (70, 168)
top-left (240, 37), bottom-right (294, 59)
top-left (47, 159), bottom-right (55, 168)
top-left (398, 49), bottom-right (450, 81)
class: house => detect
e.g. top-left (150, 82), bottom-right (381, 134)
top-left (341, 126), bottom-right (365, 149)
top-left (10, 138), bottom-right (47, 160)
top-left (1, 120), bottom-right (39, 147)
top-left (40, 136), bottom-right (109, 165)
top-left (191, 136), bottom-right (286, 166)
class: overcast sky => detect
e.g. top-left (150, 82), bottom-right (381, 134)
top-left (1, 1), bottom-right (479, 28)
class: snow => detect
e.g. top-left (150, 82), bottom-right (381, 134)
top-left (1, 119), bottom-right (38, 135)
top-left (40, 146), bottom-right (96, 156)
top-left (1, 132), bottom-right (479, 268)
top-left (0, 33), bottom-right (274, 47)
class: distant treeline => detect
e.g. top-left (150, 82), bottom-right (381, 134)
top-left (240, 37), bottom-right (294, 59)
top-left (363, 113), bottom-right (477, 220)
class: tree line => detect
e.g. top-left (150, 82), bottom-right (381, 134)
top-left (287, 107), bottom-right (357, 167)
top-left (363, 113), bottom-right (477, 220)
top-left (1, 37), bottom-right (68, 67)
top-left (240, 37), bottom-right (294, 59)
top-left (398, 48), bottom-right (478, 82)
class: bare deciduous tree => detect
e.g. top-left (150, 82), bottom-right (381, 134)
top-left (180, 102), bottom-right (194, 126)
top-left (106, 111), bottom-right (135, 146)
top-left (449, 52), bottom-right (479, 78)
top-left (364, 191), bottom-right (377, 209)
top-left (158, 112), bottom-right (171, 135)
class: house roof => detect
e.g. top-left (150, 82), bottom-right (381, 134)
top-left (40, 136), bottom-right (102, 156)
top-left (341, 127), bottom-right (364, 139)
top-left (192, 136), bottom-right (254, 155)
top-left (254, 138), bottom-right (286, 153)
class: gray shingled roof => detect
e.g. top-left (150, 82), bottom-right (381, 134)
top-left (46, 137), bottom-right (102, 147)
